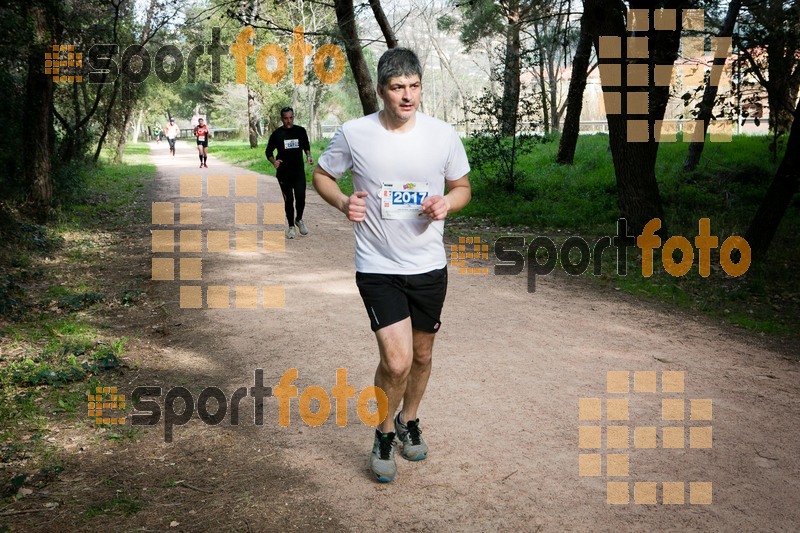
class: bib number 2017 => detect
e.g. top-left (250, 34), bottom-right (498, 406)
top-left (392, 191), bottom-right (428, 205)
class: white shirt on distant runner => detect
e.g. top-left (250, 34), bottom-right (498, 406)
top-left (318, 111), bottom-right (470, 274)
top-left (165, 123), bottom-right (179, 139)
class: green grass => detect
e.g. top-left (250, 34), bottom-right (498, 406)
top-left (460, 134), bottom-right (783, 233)
top-left (58, 144), bottom-right (156, 230)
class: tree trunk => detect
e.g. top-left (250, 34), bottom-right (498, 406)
top-left (114, 101), bottom-right (133, 164)
top-left (311, 83), bottom-right (325, 142)
top-left (684, 0), bottom-right (741, 171)
top-left (540, 18), bottom-right (561, 133)
top-left (557, 8), bottom-right (592, 165)
top-left (767, 54), bottom-right (797, 137)
top-left (242, 0), bottom-right (260, 148)
top-left (94, 77), bottom-right (120, 162)
top-left (307, 84), bottom-right (316, 142)
top-left (744, 99), bottom-right (800, 261)
top-left (590, 0), bottom-right (689, 236)
top-left (132, 108), bottom-right (144, 143)
top-left (334, 0), bottom-right (379, 115)
top-left (369, 0), bottom-right (398, 48)
top-left (535, 22), bottom-right (550, 135)
top-left (23, 4), bottom-right (55, 222)
top-left (500, 1), bottom-right (522, 136)
top-left (247, 87), bottom-right (258, 148)
top-left (549, 54), bottom-right (559, 132)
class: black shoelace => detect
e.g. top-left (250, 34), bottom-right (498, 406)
top-left (379, 432), bottom-right (395, 459)
top-left (406, 420), bottom-right (422, 445)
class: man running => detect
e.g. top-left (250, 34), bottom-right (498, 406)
top-left (265, 107), bottom-right (313, 239)
top-left (313, 48), bottom-right (471, 483)
top-left (165, 118), bottom-right (179, 156)
top-left (194, 117), bottom-right (209, 168)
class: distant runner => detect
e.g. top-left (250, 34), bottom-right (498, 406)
top-left (194, 118), bottom-right (209, 168)
top-left (265, 107), bottom-right (313, 239)
top-left (165, 118), bottom-right (179, 156)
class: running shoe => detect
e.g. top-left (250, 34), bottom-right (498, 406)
top-left (203, 163), bottom-right (208, 168)
top-left (369, 430), bottom-right (397, 482)
top-left (395, 412), bottom-right (428, 461)
top-left (296, 219), bottom-right (308, 235)
top-left (287, 226), bottom-right (296, 239)
top-left (199, 162), bottom-right (204, 168)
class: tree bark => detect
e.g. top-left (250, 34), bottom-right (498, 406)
top-left (369, 0), bottom-right (398, 48)
top-left (113, 98), bottom-right (133, 164)
top-left (500, 0), bottom-right (522, 136)
top-left (23, 3), bottom-right (56, 221)
top-left (548, 53), bottom-right (559, 132)
top-left (556, 7), bottom-right (592, 165)
top-left (683, 0), bottom-right (741, 171)
top-left (533, 22), bottom-right (550, 135)
top-left (334, 0), bottom-right (379, 115)
top-left (242, 0), bottom-right (260, 148)
top-left (247, 88), bottom-right (259, 148)
top-left (744, 98), bottom-right (800, 261)
top-left (590, 0), bottom-right (690, 236)
top-left (94, 77), bottom-right (120, 162)
top-left (132, 108), bottom-right (144, 143)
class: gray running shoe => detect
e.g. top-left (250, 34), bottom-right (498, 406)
top-left (369, 430), bottom-right (397, 483)
top-left (296, 219), bottom-right (309, 235)
top-left (287, 226), bottom-right (296, 239)
top-left (395, 412), bottom-right (428, 461)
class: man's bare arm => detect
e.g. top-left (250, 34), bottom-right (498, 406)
top-left (312, 166), bottom-right (368, 222)
top-left (421, 174), bottom-right (471, 221)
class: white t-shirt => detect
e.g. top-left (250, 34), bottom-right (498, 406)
top-left (318, 111), bottom-right (470, 274)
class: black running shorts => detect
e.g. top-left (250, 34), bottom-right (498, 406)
top-left (355, 267), bottom-right (448, 333)
top-left (196, 140), bottom-right (208, 147)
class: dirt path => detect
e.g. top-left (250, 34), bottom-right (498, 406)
top-left (18, 141), bottom-right (797, 532)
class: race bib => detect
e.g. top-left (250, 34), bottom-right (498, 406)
top-left (284, 139), bottom-right (300, 149)
top-left (198, 135), bottom-right (206, 141)
top-left (380, 182), bottom-right (429, 220)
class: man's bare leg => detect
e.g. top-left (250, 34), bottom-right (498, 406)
top-left (399, 329), bottom-right (435, 423)
top-left (374, 318), bottom-right (413, 434)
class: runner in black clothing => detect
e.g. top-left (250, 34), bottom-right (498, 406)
top-left (265, 107), bottom-right (313, 239)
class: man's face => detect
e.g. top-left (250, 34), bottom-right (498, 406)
top-left (281, 112), bottom-right (294, 128)
top-left (378, 74), bottom-right (421, 124)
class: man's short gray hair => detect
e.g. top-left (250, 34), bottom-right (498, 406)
top-left (377, 48), bottom-right (422, 88)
